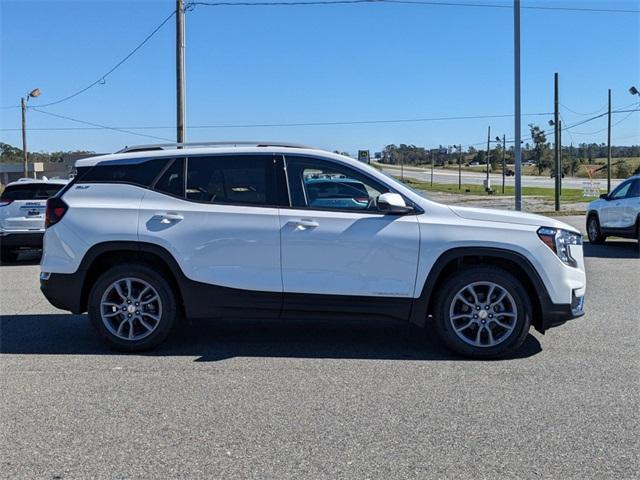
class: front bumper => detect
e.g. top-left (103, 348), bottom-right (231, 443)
top-left (540, 289), bottom-right (585, 331)
top-left (0, 231), bottom-right (44, 249)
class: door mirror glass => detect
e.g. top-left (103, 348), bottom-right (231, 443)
top-left (378, 193), bottom-right (413, 214)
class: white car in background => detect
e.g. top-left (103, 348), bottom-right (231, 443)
top-left (586, 174), bottom-right (640, 244)
top-left (0, 178), bottom-right (69, 262)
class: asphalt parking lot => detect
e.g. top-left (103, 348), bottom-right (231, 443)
top-left (1, 216), bottom-right (638, 480)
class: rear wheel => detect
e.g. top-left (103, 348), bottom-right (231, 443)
top-left (433, 267), bottom-right (532, 359)
top-left (587, 214), bottom-right (606, 244)
top-left (88, 264), bottom-right (177, 351)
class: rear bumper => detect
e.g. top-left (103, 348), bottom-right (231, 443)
top-left (40, 271), bottom-right (86, 313)
top-left (0, 231), bottom-right (44, 249)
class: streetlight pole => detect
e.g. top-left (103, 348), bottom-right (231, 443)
top-left (607, 88), bottom-right (612, 193)
top-left (176, 0), bottom-right (186, 144)
top-left (21, 97), bottom-right (28, 178)
top-left (513, 0), bottom-right (522, 210)
top-left (20, 88), bottom-right (41, 178)
top-left (553, 72), bottom-right (560, 212)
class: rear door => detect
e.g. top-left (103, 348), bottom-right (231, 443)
top-left (0, 183), bottom-right (65, 231)
top-left (138, 154), bottom-right (286, 318)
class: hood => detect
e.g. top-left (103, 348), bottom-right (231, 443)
top-left (448, 205), bottom-right (580, 232)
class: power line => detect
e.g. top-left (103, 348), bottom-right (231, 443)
top-left (560, 102), bottom-right (607, 116)
top-left (1, 111), bottom-right (553, 132)
top-left (30, 108), bottom-right (173, 142)
top-left (190, 0), bottom-right (639, 13)
top-left (569, 109), bottom-right (639, 136)
top-left (27, 9), bottom-right (176, 109)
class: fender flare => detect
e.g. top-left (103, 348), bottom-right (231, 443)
top-left (409, 247), bottom-right (552, 330)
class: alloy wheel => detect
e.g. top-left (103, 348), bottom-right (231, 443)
top-left (448, 281), bottom-right (518, 348)
top-left (100, 277), bottom-right (162, 341)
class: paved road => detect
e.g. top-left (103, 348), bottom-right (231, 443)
top-left (381, 165), bottom-right (622, 190)
top-left (1, 217), bottom-right (638, 479)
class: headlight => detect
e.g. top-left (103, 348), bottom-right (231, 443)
top-left (537, 227), bottom-right (582, 267)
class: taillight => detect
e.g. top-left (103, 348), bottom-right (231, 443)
top-left (45, 197), bottom-right (68, 228)
top-left (0, 199), bottom-right (14, 207)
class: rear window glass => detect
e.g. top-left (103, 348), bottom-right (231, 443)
top-left (154, 158), bottom-right (184, 197)
top-left (78, 158), bottom-right (168, 187)
top-left (1, 183), bottom-right (64, 200)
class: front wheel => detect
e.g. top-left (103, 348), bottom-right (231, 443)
top-left (434, 267), bottom-right (532, 359)
top-left (88, 264), bottom-right (177, 351)
top-left (587, 214), bottom-right (606, 244)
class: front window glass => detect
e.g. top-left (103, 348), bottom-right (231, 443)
top-left (610, 181), bottom-right (631, 200)
top-left (286, 157), bottom-right (389, 211)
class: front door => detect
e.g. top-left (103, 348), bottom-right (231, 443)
top-left (279, 156), bottom-right (420, 320)
top-left (602, 180), bottom-right (632, 228)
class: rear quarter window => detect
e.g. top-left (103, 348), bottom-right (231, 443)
top-left (78, 158), bottom-right (168, 187)
top-left (1, 183), bottom-right (65, 200)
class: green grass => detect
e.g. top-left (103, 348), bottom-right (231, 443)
top-left (401, 178), bottom-right (598, 202)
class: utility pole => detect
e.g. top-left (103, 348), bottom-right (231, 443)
top-left (176, 0), bottom-right (186, 144)
top-left (554, 72), bottom-right (560, 211)
top-left (607, 88), bottom-right (612, 193)
top-left (558, 119), bottom-right (562, 194)
top-left (486, 126), bottom-right (491, 191)
top-left (458, 144), bottom-right (462, 190)
top-left (21, 97), bottom-right (28, 177)
top-left (513, 0), bottom-right (522, 210)
top-left (431, 151), bottom-right (434, 186)
top-left (502, 134), bottom-right (506, 194)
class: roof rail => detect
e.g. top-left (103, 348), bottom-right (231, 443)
top-left (116, 141), bottom-right (311, 154)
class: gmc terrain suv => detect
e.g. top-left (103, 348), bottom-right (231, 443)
top-left (40, 142), bottom-right (586, 358)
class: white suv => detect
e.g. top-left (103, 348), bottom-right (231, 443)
top-left (40, 143), bottom-right (586, 358)
top-left (0, 178), bottom-right (68, 262)
top-left (586, 174), bottom-right (640, 244)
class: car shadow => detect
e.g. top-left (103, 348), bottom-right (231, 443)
top-left (583, 240), bottom-right (639, 259)
top-left (0, 314), bottom-right (542, 362)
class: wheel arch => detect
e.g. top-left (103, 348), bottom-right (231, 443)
top-left (77, 241), bottom-right (185, 316)
top-left (409, 247), bottom-right (551, 333)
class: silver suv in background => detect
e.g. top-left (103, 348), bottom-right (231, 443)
top-left (0, 178), bottom-right (68, 262)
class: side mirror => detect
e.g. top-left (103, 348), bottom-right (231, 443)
top-left (599, 193), bottom-right (609, 200)
top-left (378, 193), bottom-right (413, 214)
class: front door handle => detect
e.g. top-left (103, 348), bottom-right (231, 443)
top-left (290, 219), bottom-right (319, 230)
top-left (156, 212), bottom-right (184, 223)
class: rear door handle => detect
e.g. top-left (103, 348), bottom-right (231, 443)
top-left (156, 212), bottom-right (183, 223)
top-left (290, 219), bottom-right (319, 229)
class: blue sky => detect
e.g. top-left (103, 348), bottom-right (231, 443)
top-left (1, 0), bottom-right (638, 154)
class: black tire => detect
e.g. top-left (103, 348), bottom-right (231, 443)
top-left (0, 247), bottom-right (19, 263)
top-left (88, 263), bottom-right (177, 352)
top-left (433, 267), bottom-right (532, 359)
top-left (586, 214), bottom-right (606, 245)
